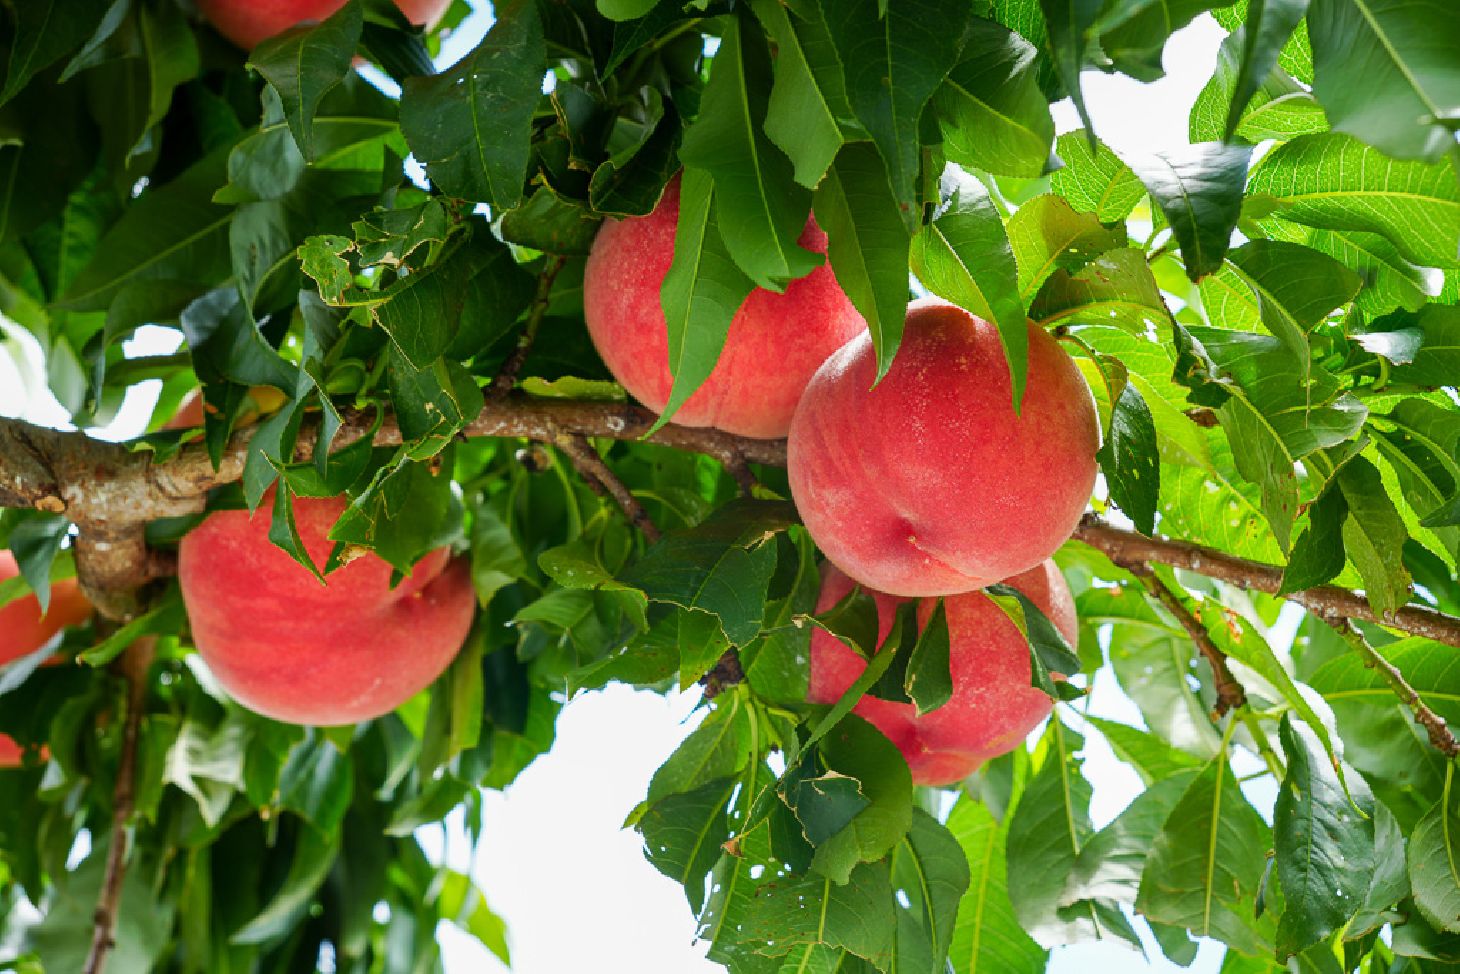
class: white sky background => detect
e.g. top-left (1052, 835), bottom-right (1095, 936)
top-left (0, 8), bottom-right (1282, 974)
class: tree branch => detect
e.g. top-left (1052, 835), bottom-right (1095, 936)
top-left (7, 403), bottom-right (1460, 651)
top-left (1321, 613), bottom-right (1460, 758)
top-left (1131, 567), bottom-right (1246, 716)
top-left (84, 639), bottom-right (154, 974)
top-left (551, 432), bottom-right (661, 543)
top-left (1071, 515), bottom-right (1460, 648)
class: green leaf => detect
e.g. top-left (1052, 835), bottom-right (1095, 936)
top-left (1050, 130), bottom-right (1146, 223)
top-left (1274, 714), bottom-right (1375, 958)
top-left (1135, 749), bottom-right (1275, 957)
top-left (1084, 714), bottom-right (1204, 785)
top-left (1392, 304), bottom-right (1460, 387)
top-left (1040, 0), bottom-right (1100, 132)
top-left (1096, 378), bottom-right (1160, 535)
top-left (1309, 0), bottom-right (1460, 162)
top-left (751, 0), bottom-right (862, 189)
top-left (1409, 781), bottom-right (1460, 934)
top-left (1031, 249), bottom-right (1171, 337)
top-left (824, 0), bottom-right (970, 223)
top-left (1265, 223), bottom-right (1436, 316)
top-left (7, 515), bottom-right (69, 613)
top-left (1062, 768), bottom-right (1199, 905)
top-left (1100, 0), bottom-right (1229, 81)
top-left (437, 870), bottom-right (511, 968)
top-left (656, 167), bottom-right (756, 431)
top-left (1208, 239), bottom-right (1362, 369)
top-left (639, 775), bottom-right (737, 914)
top-left (1280, 485), bottom-right (1348, 593)
top-left (646, 692), bottom-right (756, 804)
top-left (231, 826), bottom-right (340, 944)
top-left (1007, 194), bottom-right (1126, 304)
top-left (986, 583), bottom-right (1082, 698)
top-left (889, 810), bottom-right (972, 971)
top-left (946, 797), bottom-right (1047, 973)
top-left (1221, 0), bottom-right (1312, 140)
top-left (598, 0), bottom-right (658, 19)
top-left (62, 148), bottom-right (234, 311)
top-left (248, 0), bottom-right (361, 161)
top-left (621, 499), bottom-right (795, 645)
top-left (1005, 718), bottom-right (1101, 945)
top-left (808, 714), bottom-right (914, 884)
top-left (911, 166), bottom-right (1026, 404)
top-left (905, 600), bottom-right (953, 715)
top-left (1309, 635), bottom-right (1460, 725)
top-left (812, 142), bottom-right (913, 381)
top-left (0, 0), bottom-right (111, 106)
top-left (1191, 33), bottom-right (1328, 144)
top-left (1129, 143), bottom-right (1252, 281)
top-left (742, 861), bottom-right (897, 968)
top-left (398, 0), bottom-right (543, 210)
top-left (1247, 133), bottom-right (1460, 269)
top-left (371, 246), bottom-right (472, 369)
top-left (933, 17), bottom-right (1056, 178)
top-left (678, 12), bottom-right (818, 292)
top-left (1336, 456), bottom-right (1413, 616)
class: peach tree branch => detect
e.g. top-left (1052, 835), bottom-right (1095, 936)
top-left (5, 403), bottom-right (1460, 650)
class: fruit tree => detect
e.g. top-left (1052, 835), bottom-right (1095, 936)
top-left (1, 1), bottom-right (1459, 972)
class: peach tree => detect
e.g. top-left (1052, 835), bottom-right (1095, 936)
top-left (1, 0), bottom-right (1459, 972)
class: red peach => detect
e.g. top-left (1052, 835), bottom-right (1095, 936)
top-left (0, 550), bottom-right (93, 668)
top-left (0, 733), bottom-right (23, 767)
top-left (163, 386), bottom-right (288, 431)
top-left (808, 560), bottom-right (1077, 786)
top-left (178, 490), bottom-right (474, 725)
top-left (582, 176), bottom-right (865, 439)
top-left (788, 299), bottom-right (1099, 597)
top-left (197, 0), bottom-right (450, 50)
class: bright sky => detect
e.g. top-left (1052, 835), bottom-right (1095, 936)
top-left (0, 8), bottom-right (1284, 974)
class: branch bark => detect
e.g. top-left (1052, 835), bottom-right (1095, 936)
top-left (551, 432), bottom-right (661, 543)
top-left (84, 639), bottom-right (154, 974)
top-left (6, 401), bottom-right (1460, 649)
top-left (1072, 514), bottom-right (1460, 648)
top-left (1321, 614), bottom-right (1460, 757)
top-left (1131, 567), bottom-right (1246, 716)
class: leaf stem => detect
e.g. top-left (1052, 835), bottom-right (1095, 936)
top-left (1238, 707), bottom-right (1285, 780)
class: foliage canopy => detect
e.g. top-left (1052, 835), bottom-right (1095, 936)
top-left (2, 0), bottom-right (1460, 971)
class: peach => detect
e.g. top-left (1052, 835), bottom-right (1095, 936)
top-left (0, 733), bottom-right (24, 767)
top-left (788, 299), bottom-right (1099, 597)
top-left (178, 490), bottom-right (474, 725)
top-left (0, 551), bottom-right (93, 667)
top-left (582, 176), bottom-right (864, 439)
top-left (197, 0), bottom-right (450, 50)
top-left (808, 560), bottom-right (1077, 786)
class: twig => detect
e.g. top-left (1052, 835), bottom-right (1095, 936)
top-left (1131, 568), bottom-right (1246, 716)
top-left (488, 256), bottom-right (567, 400)
top-left (1072, 514), bottom-right (1460, 648)
top-left (84, 639), bottom-right (154, 974)
top-left (552, 432), bottom-right (661, 543)
top-left (1322, 613), bottom-right (1460, 758)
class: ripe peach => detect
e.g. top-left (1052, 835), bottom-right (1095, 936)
top-left (582, 176), bottom-right (864, 439)
top-left (0, 551), bottom-right (93, 667)
top-left (178, 491), bottom-right (474, 725)
top-left (808, 560), bottom-right (1076, 786)
top-left (197, 0), bottom-right (450, 50)
top-left (0, 733), bottom-right (23, 767)
top-left (788, 299), bottom-right (1099, 597)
